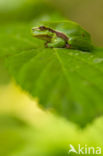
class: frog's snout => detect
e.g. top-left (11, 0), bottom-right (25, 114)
top-left (32, 27), bottom-right (39, 31)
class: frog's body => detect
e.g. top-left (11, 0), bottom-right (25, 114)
top-left (32, 21), bottom-right (93, 51)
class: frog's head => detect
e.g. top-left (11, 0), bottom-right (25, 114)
top-left (32, 26), bottom-right (54, 41)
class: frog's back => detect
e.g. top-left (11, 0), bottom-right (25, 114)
top-left (40, 20), bottom-right (93, 51)
top-left (42, 20), bottom-right (91, 40)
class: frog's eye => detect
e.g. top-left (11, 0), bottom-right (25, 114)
top-left (39, 26), bottom-right (46, 31)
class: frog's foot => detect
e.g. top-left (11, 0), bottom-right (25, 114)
top-left (47, 42), bottom-right (58, 48)
top-left (66, 43), bottom-right (71, 49)
top-left (47, 42), bottom-right (70, 48)
top-left (46, 38), bottom-right (66, 48)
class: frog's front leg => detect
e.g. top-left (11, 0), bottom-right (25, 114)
top-left (47, 37), bottom-right (66, 48)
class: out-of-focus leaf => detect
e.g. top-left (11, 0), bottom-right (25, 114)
top-left (0, 85), bottom-right (103, 156)
top-left (1, 22), bottom-right (103, 127)
top-left (0, 0), bottom-right (26, 11)
top-left (0, 114), bottom-right (28, 128)
top-left (0, 60), bottom-right (10, 85)
top-left (0, 114), bottom-right (30, 156)
top-left (0, 0), bottom-right (62, 23)
top-left (0, 114), bottom-right (69, 156)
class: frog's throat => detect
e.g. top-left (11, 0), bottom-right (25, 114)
top-left (39, 26), bottom-right (70, 48)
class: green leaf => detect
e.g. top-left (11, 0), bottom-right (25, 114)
top-left (1, 23), bottom-right (103, 127)
top-left (0, 0), bottom-right (62, 23)
top-left (0, 60), bottom-right (10, 85)
top-left (0, 114), bottom-right (30, 156)
top-left (0, 114), bottom-right (69, 156)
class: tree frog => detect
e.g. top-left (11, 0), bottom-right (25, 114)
top-left (32, 20), bottom-right (93, 51)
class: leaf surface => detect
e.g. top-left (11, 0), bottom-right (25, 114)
top-left (1, 23), bottom-right (103, 126)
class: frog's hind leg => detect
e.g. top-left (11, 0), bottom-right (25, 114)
top-left (47, 37), bottom-right (66, 48)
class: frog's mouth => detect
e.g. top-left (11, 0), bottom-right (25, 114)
top-left (32, 27), bottom-right (53, 41)
top-left (32, 26), bottom-right (70, 48)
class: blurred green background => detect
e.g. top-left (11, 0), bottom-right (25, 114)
top-left (0, 0), bottom-right (103, 155)
top-left (0, 0), bottom-right (103, 46)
